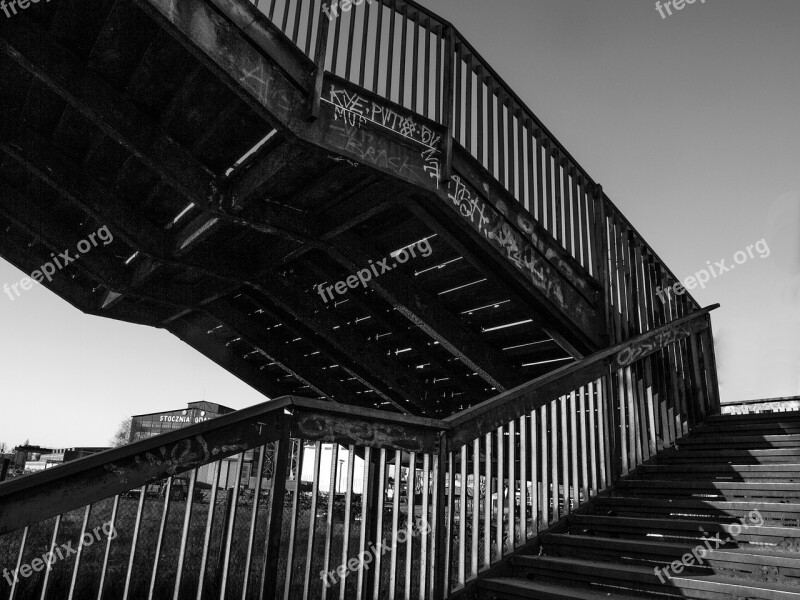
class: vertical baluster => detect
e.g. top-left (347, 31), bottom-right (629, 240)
top-left (434, 23), bottom-right (442, 122)
top-left (148, 478), bottom-right (173, 600)
top-left (580, 387), bottom-right (590, 505)
top-left (38, 515), bottom-right (61, 599)
top-left (454, 45), bottom-right (463, 144)
top-left (372, 449), bottom-right (387, 600)
top-left (303, 0), bottom-right (316, 56)
top-left (540, 403), bottom-right (549, 525)
top-left (404, 451), bottom-right (416, 600)
top-left (588, 382), bottom-right (598, 496)
top-left (339, 445), bottom-right (356, 600)
top-left (242, 448), bottom-right (265, 599)
top-left (389, 451), bottom-right (401, 600)
top-left (330, 0), bottom-right (343, 74)
top-left (220, 456), bottom-right (244, 599)
top-left (545, 141), bottom-right (555, 238)
top-left (262, 436), bottom-right (292, 600)
top-left (497, 98), bottom-right (506, 188)
top-left (372, 1), bottom-right (384, 94)
top-left (506, 101), bottom-right (515, 198)
top-left (495, 425), bottom-right (503, 562)
top-left (530, 410), bottom-right (539, 535)
top-left (457, 445), bottom-right (467, 587)
top-left (422, 17), bottom-right (431, 118)
top-left (518, 414), bottom-right (527, 547)
top-left (344, 1), bottom-right (358, 80)
top-left (357, 447), bottom-right (372, 600)
top-left (483, 432), bottom-right (491, 568)
top-left (465, 55), bottom-right (473, 154)
top-left (386, 0), bottom-right (396, 100)
top-left (476, 67), bottom-right (484, 166)
top-left (123, 485), bottom-right (147, 600)
top-left (359, 0), bottom-right (371, 87)
top-left (303, 442), bottom-right (323, 600)
top-left (292, 0), bottom-right (303, 43)
top-left (321, 444), bottom-right (339, 600)
top-left (443, 452), bottom-right (454, 597)
top-left (471, 439), bottom-right (479, 576)
top-left (487, 90), bottom-right (495, 178)
top-left (8, 526), bottom-right (28, 600)
top-left (550, 399), bottom-right (560, 519)
top-left (411, 12), bottom-right (419, 114)
top-left (67, 506), bottom-right (92, 600)
top-left (560, 396), bottom-right (570, 515)
top-left (97, 495), bottom-right (119, 600)
top-left (595, 380), bottom-right (608, 490)
top-left (197, 463), bottom-right (221, 600)
top-left (507, 420), bottom-right (515, 554)
top-left (517, 115), bottom-right (526, 209)
top-left (174, 470), bottom-right (197, 600)
top-left (536, 134), bottom-right (545, 227)
top-left (398, 5), bottom-right (408, 107)
top-left (419, 452), bottom-right (430, 600)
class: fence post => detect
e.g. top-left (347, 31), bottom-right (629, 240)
top-left (260, 418), bottom-right (291, 600)
top-left (440, 25), bottom-right (456, 183)
top-left (309, 5), bottom-right (331, 120)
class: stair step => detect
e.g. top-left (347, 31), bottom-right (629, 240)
top-left (615, 479), bottom-right (800, 500)
top-left (592, 496), bottom-right (800, 525)
top-left (479, 577), bottom-right (644, 600)
top-left (677, 434), bottom-right (800, 449)
top-left (568, 514), bottom-right (800, 546)
top-left (706, 411), bottom-right (800, 423)
top-left (638, 463), bottom-right (800, 480)
top-left (512, 556), bottom-right (800, 600)
top-left (697, 423), bottom-right (800, 434)
top-left (656, 448), bottom-right (800, 464)
top-left (541, 533), bottom-right (800, 579)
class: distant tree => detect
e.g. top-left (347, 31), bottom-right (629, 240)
top-left (111, 418), bottom-right (132, 448)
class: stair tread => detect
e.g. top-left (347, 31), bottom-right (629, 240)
top-left (570, 513), bottom-right (800, 535)
top-left (541, 534), bottom-right (800, 565)
top-left (521, 556), bottom-right (800, 595)
top-left (480, 577), bottom-right (646, 599)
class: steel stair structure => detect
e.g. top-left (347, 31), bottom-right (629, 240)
top-left (481, 410), bottom-right (800, 600)
top-left (0, 0), bottom-right (786, 598)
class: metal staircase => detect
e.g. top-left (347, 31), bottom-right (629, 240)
top-left (481, 410), bottom-right (800, 600)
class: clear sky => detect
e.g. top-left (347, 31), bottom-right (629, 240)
top-left (1, 0), bottom-right (798, 448)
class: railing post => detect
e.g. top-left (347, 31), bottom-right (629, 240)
top-left (592, 184), bottom-right (613, 347)
top-left (702, 314), bottom-right (722, 416)
top-left (308, 6), bottom-right (331, 121)
top-left (260, 418), bottom-right (291, 600)
top-left (440, 25), bottom-right (456, 183)
top-left (432, 432), bottom-right (449, 599)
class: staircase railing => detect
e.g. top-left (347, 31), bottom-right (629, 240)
top-left (234, 0), bottom-right (700, 341)
top-left (0, 305), bottom-right (719, 600)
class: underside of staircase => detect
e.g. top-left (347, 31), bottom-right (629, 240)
top-left (480, 410), bottom-right (800, 600)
